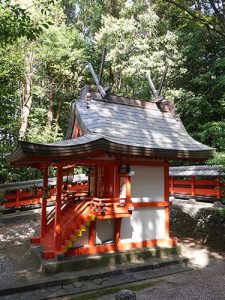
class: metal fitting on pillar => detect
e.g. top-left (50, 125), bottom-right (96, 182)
top-left (86, 92), bottom-right (91, 109)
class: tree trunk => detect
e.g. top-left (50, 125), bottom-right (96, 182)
top-left (47, 89), bottom-right (54, 126)
top-left (55, 98), bottom-right (62, 137)
top-left (19, 45), bottom-right (34, 140)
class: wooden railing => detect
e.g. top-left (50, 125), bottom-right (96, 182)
top-left (92, 197), bottom-right (127, 215)
top-left (61, 198), bottom-right (93, 243)
top-left (46, 193), bottom-right (74, 227)
top-left (2, 181), bottom-right (88, 209)
top-left (37, 196), bottom-right (133, 258)
top-left (59, 197), bottom-right (130, 253)
top-left (61, 197), bottom-right (128, 240)
top-left (169, 176), bottom-right (224, 200)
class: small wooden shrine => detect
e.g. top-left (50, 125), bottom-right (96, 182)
top-left (8, 76), bottom-right (215, 260)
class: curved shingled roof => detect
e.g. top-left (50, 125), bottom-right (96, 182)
top-left (7, 88), bottom-right (215, 165)
top-left (170, 165), bottom-right (225, 177)
top-left (72, 97), bottom-right (213, 154)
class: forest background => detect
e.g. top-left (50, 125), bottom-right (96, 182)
top-left (0, 0), bottom-right (225, 183)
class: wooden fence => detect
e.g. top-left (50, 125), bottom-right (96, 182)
top-left (0, 174), bottom-right (88, 210)
top-left (169, 176), bottom-right (224, 200)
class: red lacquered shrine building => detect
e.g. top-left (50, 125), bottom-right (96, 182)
top-left (8, 87), bottom-right (215, 259)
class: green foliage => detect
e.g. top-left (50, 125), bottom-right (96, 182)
top-left (1, 0), bottom-right (225, 183)
top-left (0, 0), bottom-right (54, 44)
top-left (31, 24), bottom-right (86, 137)
top-left (218, 207), bottom-right (225, 217)
top-left (207, 153), bottom-right (225, 168)
top-left (26, 108), bottom-right (63, 143)
top-left (0, 44), bottom-right (23, 133)
top-left (95, 4), bottom-right (183, 98)
top-left (0, 141), bottom-right (42, 183)
top-left (194, 122), bottom-right (225, 152)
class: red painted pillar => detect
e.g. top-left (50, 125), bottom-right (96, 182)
top-left (41, 166), bottom-right (49, 238)
top-left (114, 218), bottom-right (122, 245)
top-left (217, 176), bottom-right (221, 199)
top-left (114, 164), bottom-right (122, 246)
top-left (94, 166), bottom-right (98, 197)
top-left (164, 162), bottom-right (170, 239)
top-left (125, 175), bottom-right (131, 205)
top-left (88, 220), bottom-right (96, 247)
top-left (16, 189), bottom-right (20, 209)
top-left (104, 165), bottom-right (109, 198)
top-left (191, 176), bottom-right (195, 197)
top-left (114, 164), bottom-right (120, 199)
top-left (109, 165), bottom-right (113, 198)
top-left (88, 171), bottom-right (91, 196)
top-left (54, 165), bottom-right (63, 252)
top-left (171, 176), bottom-right (174, 195)
top-left (105, 164), bottom-right (114, 198)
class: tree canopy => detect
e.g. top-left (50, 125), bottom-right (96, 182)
top-left (1, 0), bottom-right (225, 182)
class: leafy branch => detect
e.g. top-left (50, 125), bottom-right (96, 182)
top-left (164, 0), bottom-right (225, 37)
top-left (0, 0), bottom-right (54, 45)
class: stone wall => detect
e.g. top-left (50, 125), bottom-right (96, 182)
top-left (170, 200), bottom-right (225, 251)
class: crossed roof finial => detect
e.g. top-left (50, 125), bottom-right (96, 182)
top-left (147, 63), bottom-right (169, 99)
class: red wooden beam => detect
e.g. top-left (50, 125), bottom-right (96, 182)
top-left (164, 162), bottom-right (170, 239)
top-left (126, 175), bottom-right (131, 204)
top-left (94, 166), bottom-right (98, 197)
top-left (121, 160), bottom-right (165, 167)
top-left (114, 218), bottom-right (122, 245)
top-left (66, 238), bottom-right (177, 256)
top-left (115, 163), bottom-right (120, 199)
top-left (191, 176), bottom-right (195, 197)
top-left (217, 176), bottom-right (221, 199)
top-left (132, 201), bottom-right (169, 208)
top-left (16, 189), bottom-right (20, 209)
top-left (88, 219), bottom-right (96, 247)
top-left (169, 177), bottom-right (223, 200)
top-left (54, 165), bottom-right (63, 251)
top-left (41, 166), bottom-right (49, 238)
top-left (170, 176), bottom-right (174, 194)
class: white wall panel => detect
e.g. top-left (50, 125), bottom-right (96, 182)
top-left (131, 166), bottom-right (164, 202)
top-left (95, 219), bottom-right (115, 245)
top-left (120, 207), bottom-right (166, 243)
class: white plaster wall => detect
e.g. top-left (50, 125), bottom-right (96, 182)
top-left (120, 177), bottom-right (126, 198)
top-left (72, 229), bottom-right (89, 248)
top-left (131, 166), bottom-right (164, 202)
top-left (95, 219), bottom-right (115, 245)
top-left (120, 207), bottom-right (166, 243)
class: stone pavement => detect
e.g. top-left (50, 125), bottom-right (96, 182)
top-left (1, 205), bottom-right (225, 300)
top-left (97, 239), bottom-right (225, 300)
top-left (0, 209), bottom-right (190, 300)
top-left (0, 259), bottom-right (189, 300)
top-left (98, 257), bottom-right (225, 300)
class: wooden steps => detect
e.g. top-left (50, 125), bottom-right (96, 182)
top-left (41, 202), bottom-right (96, 259)
top-left (37, 197), bottom-right (131, 260)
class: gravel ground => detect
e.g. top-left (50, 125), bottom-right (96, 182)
top-left (98, 240), bottom-right (225, 300)
top-left (0, 211), bottom-right (40, 289)
top-left (1, 208), bottom-right (225, 300)
top-left (116, 259), bottom-right (225, 300)
top-left (0, 212), bottom-right (39, 247)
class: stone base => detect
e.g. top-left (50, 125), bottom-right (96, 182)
top-left (32, 245), bottom-right (181, 274)
top-left (0, 206), bottom-right (5, 226)
top-left (188, 198), bottom-right (196, 204)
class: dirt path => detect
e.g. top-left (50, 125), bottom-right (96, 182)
top-left (0, 211), bottom-right (40, 289)
top-left (98, 239), bottom-right (225, 300)
top-left (1, 209), bottom-right (225, 300)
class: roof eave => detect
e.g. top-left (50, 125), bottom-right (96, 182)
top-left (7, 139), bottom-right (216, 167)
